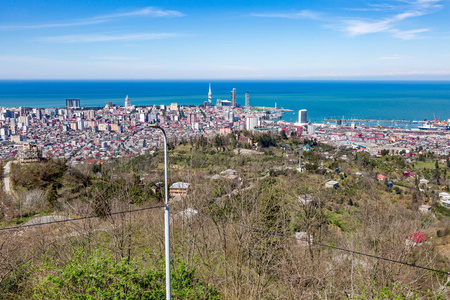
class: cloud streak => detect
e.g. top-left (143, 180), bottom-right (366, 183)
top-left (36, 33), bottom-right (182, 43)
top-left (0, 7), bottom-right (184, 30)
top-left (250, 10), bottom-right (321, 20)
top-left (252, 0), bottom-right (443, 40)
top-left (341, 0), bottom-right (442, 39)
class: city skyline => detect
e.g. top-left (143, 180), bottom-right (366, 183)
top-left (1, 0), bottom-right (450, 80)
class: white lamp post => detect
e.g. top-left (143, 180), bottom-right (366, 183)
top-left (150, 125), bottom-right (171, 300)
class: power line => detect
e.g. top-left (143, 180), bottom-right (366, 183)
top-left (1, 204), bottom-right (448, 275)
top-left (0, 205), bottom-right (164, 232)
top-left (171, 207), bottom-right (450, 276)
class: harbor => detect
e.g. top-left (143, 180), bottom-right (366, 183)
top-left (323, 118), bottom-right (426, 124)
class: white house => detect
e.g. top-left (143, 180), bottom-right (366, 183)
top-left (420, 179), bottom-right (429, 185)
top-left (418, 205), bottom-right (432, 214)
top-left (325, 181), bottom-right (339, 189)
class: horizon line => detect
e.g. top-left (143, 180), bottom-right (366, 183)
top-left (1, 78), bottom-right (450, 82)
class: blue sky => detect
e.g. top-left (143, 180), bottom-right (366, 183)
top-left (0, 0), bottom-right (449, 80)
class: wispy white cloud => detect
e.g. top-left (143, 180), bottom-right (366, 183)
top-left (340, 0), bottom-right (441, 39)
top-left (0, 7), bottom-right (184, 30)
top-left (250, 10), bottom-right (321, 20)
top-left (253, 0), bottom-right (442, 40)
top-left (0, 19), bottom-right (105, 30)
top-left (36, 33), bottom-right (182, 43)
top-left (92, 7), bottom-right (184, 19)
top-left (344, 19), bottom-right (391, 36)
top-left (390, 28), bottom-right (429, 39)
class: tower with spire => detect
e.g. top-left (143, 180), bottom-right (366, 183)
top-left (208, 83), bottom-right (212, 105)
top-left (124, 95), bottom-right (131, 108)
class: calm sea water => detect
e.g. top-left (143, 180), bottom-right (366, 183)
top-left (0, 80), bottom-right (450, 123)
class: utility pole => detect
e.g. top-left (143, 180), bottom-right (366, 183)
top-left (150, 125), bottom-right (171, 300)
top-left (298, 148), bottom-right (302, 172)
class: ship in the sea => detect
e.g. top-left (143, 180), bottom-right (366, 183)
top-left (418, 122), bottom-right (437, 130)
top-left (418, 121), bottom-right (450, 130)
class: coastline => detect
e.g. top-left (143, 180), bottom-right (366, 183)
top-left (0, 80), bottom-right (450, 122)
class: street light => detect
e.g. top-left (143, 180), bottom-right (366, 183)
top-left (150, 125), bottom-right (171, 300)
top-left (298, 147), bottom-right (302, 172)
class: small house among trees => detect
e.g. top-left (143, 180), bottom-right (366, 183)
top-left (406, 232), bottom-right (428, 246)
top-left (325, 180), bottom-right (339, 189)
top-left (419, 205), bottom-right (432, 214)
top-left (377, 174), bottom-right (387, 182)
top-left (170, 182), bottom-right (190, 197)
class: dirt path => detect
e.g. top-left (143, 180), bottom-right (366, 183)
top-left (3, 161), bottom-right (12, 195)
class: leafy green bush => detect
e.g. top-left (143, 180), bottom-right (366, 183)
top-left (34, 249), bottom-right (219, 300)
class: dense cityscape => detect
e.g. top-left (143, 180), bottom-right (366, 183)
top-left (1, 86), bottom-right (450, 165)
top-left (2, 0), bottom-right (450, 298)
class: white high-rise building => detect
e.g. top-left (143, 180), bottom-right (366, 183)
top-left (307, 124), bottom-right (316, 135)
top-left (19, 116), bottom-right (29, 126)
top-left (225, 108), bottom-right (234, 122)
top-left (0, 127), bottom-right (7, 137)
top-left (245, 92), bottom-right (249, 107)
top-left (231, 88), bottom-right (237, 107)
top-left (208, 83), bottom-right (212, 105)
top-left (299, 109), bottom-right (307, 124)
top-left (77, 118), bottom-right (85, 130)
top-left (125, 95), bottom-right (131, 108)
top-left (246, 116), bottom-right (258, 130)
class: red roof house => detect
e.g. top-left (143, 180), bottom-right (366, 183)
top-left (406, 232), bottom-right (428, 246)
top-left (377, 174), bottom-right (387, 181)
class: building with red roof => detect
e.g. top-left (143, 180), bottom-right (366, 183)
top-left (406, 232), bottom-right (428, 246)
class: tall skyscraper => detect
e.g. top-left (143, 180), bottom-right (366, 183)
top-left (245, 92), bottom-right (249, 107)
top-left (208, 83), bottom-right (212, 105)
top-left (231, 88), bottom-right (236, 107)
top-left (66, 99), bottom-right (80, 109)
top-left (299, 109), bottom-right (307, 124)
top-left (125, 95), bottom-right (131, 108)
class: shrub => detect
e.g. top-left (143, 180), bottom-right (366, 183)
top-left (34, 249), bottom-right (219, 300)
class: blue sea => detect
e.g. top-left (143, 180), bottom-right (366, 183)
top-left (0, 80), bottom-right (450, 123)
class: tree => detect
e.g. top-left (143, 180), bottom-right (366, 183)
top-left (433, 168), bottom-right (441, 186)
top-left (259, 134), bottom-right (276, 148)
top-left (46, 185), bottom-right (57, 207)
top-left (381, 149), bottom-right (389, 156)
top-left (214, 135), bottom-right (224, 152)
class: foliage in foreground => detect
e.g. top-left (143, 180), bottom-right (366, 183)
top-left (33, 249), bottom-right (219, 300)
